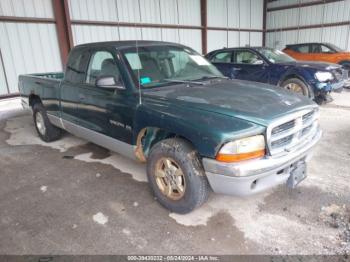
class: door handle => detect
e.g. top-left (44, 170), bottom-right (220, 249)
top-left (232, 67), bottom-right (242, 71)
top-left (78, 94), bottom-right (86, 100)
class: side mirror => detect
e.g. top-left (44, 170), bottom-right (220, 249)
top-left (96, 76), bottom-right (125, 90)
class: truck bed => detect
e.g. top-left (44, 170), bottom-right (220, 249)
top-left (18, 72), bottom-right (64, 109)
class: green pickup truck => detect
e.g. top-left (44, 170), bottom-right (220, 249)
top-left (19, 41), bottom-right (322, 214)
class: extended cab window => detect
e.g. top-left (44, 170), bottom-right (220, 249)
top-left (65, 49), bottom-right (90, 84)
top-left (86, 51), bottom-right (121, 85)
top-left (211, 51), bottom-right (232, 63)
top-left (234, 50), bottom-right (260, 64)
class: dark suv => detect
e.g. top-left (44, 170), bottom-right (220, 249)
top-left (206, 47), bottom-right (346, 103)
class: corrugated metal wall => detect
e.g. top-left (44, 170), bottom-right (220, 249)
top-left (266, 0), bottom-right (350, 50)
top-left (0, 50), bottom-right (9, 95)
top-left (0, 0), bottom-right (62, 96)
top-left (207, 0), bottom-right (264, 52)
top-left (69, 0), bottom-right (202, 53)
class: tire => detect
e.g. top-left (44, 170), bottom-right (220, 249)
top-left (147, 138), bottom-right (210, 214)
top-left (32, 103), bottom-right (62, 142)
top-left (281, 78), bottom-right (311, 97)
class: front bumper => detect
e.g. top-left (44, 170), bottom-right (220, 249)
top-left (315, 80), bottom-right (344, 93)
top-left (202, 129), bottom-right (322, 196)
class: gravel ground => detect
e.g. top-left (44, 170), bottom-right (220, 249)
top-left (0, 91), bottom-right (349, 255)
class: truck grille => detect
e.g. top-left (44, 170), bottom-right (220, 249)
top-left (267, 109), bottom-right (319, 156)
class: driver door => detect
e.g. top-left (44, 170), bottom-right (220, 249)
top-left (77, 48), bottom-right (135, 144)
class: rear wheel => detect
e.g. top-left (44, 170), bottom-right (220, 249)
top-left (33, 103), bottom-right (62, 142)
top-left (147, 138), bottom-right (210, 214)
top-left (281, 78), bottom-right (310, 97)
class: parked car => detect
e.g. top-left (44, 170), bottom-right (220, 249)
top-left (206, 47), bottom-right (346, 103)
top-left (19, 41), bottom-right (322, 214)
top-left (283, 42), bottom-right (350, 71)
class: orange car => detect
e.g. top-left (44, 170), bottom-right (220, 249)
top-left (283, 43), bottom-right (350, 70)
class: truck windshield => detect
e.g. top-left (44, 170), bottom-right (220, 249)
top-left (257, 48), bottom-right (295, 63)
top-left (121, 45), bottom-right (223, 88)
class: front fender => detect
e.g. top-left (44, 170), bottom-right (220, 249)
top-left (278, 67), bottom-right (314, 86)
top-left (132, 101), bottom-right (265, 158)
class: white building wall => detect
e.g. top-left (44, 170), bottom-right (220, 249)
top-left (266, 0), bottom-right (350, 51)
top-left (69, 0), bottom-right (202, 53)
top-left (0, 0), bottom-right (62, 95)
top-left (0, 51), bottom-right (8, 96)
top-left (207, 0), bottom-right (264, 52)
top-left (0, 0), bottom-right (54, 18)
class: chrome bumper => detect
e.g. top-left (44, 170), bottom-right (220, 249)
top-left (202, 129), bottom-right (322, 196)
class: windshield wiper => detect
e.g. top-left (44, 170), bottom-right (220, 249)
top-left (196, 75), bottom-right (229, 81)
top-left (163, 79), bottom-right (205, 85)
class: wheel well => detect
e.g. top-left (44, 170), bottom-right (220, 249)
top-left (279, 74), bottom-right (305, 86)
top-left (29, 94), bottom-right (41, 107)
top-left (135, 127), bottom-right (193, 162)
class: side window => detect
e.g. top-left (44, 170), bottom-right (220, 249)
top-left (310, 44), bottom-right (321, 53)
top-left (295, 45), bottom-right (310, 53)
top-left (320, 44), bottom-right (333, 53)
top-left (65, 49), bottom-right (90, 84)
top-left (234, 50), bottom-right (260, 64)
top-left (86, 51), bottom-right (121, 85)
top-left (211, 52), bottom-right (232, 63)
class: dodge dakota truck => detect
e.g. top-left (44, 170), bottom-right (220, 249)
top-left (19, 41), bottom-right (322, 214)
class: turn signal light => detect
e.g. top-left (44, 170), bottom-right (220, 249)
top-left (216, 149), bottom-right (265, 163)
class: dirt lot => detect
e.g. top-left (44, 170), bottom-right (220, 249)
top-left (0, 91), bottom-right (349, 255)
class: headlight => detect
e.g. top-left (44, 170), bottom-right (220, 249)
top-left (216, 135), bottom-right (265, 162)
top-left (315, 71), bottom-right (334, 82)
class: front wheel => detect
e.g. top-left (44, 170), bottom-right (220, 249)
top-left (281, 78), bottom-right (311, 97)
top-left (147, 138), bottom-right (210, 214)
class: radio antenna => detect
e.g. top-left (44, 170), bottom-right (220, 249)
top-left (137, 0), bottom-right (142, 105)
top-left (136, 38), bottom-right (142, 105)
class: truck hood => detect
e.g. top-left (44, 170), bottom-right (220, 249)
top-left (143, 79), bottom-right (316, 127)
top-left (277, 60), bottom-right (341, 71)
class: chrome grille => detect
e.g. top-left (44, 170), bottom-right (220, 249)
top-left (267, 109), bottom-right (319, 156)
top-left (271, 120), bottom-right (295, 135)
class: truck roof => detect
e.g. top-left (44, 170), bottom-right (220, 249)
top-left (74, 40), bottom-right (185, 50)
